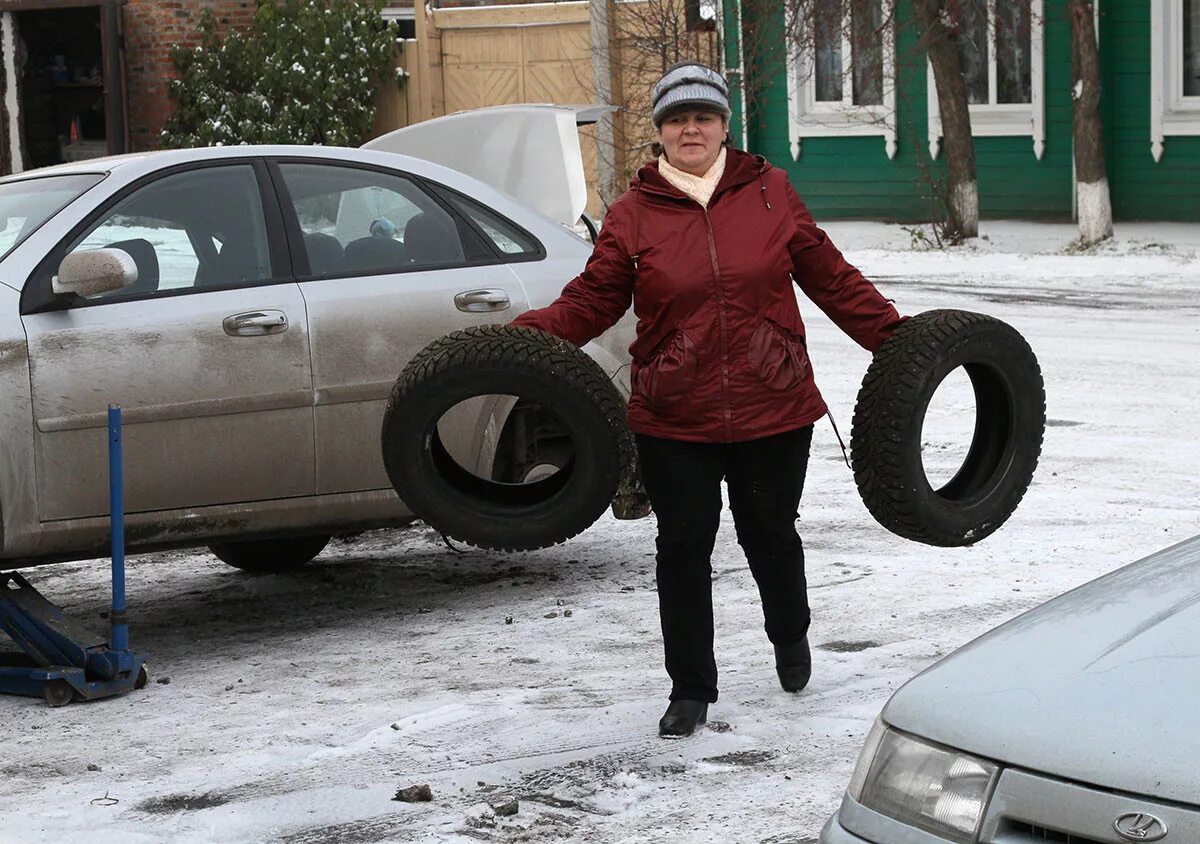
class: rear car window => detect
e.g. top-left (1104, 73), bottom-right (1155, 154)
top-left (277, 162), bottom-right (487, 276)
top-left (431, 187), bottom-right (541, 257)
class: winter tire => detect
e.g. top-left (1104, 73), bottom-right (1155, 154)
top-left (850, 309), bottom-right (1045, 546)
top-left (380, 325), bottom-right (634, 551)
top-left (209, 535), bottom-right (331, 572)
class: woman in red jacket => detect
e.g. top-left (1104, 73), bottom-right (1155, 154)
top-left (512, 62), bottom-right (903, 737)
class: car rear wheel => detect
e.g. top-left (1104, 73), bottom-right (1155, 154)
top-left (208, 535), bottom-right (331, 573)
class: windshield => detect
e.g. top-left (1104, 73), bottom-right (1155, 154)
top-left (0, 173), bottom-right (105, 260)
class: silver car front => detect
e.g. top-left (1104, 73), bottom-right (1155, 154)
top-left (822, 534), bottom-right (1200, 843)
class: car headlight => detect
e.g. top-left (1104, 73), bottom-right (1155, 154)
top-left (847, 721), bottom-right (998, 843)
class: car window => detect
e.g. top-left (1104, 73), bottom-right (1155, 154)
top-left (431, 187), bottom-right (541, 257)
top-left (0, 173), bottom-right (104, 260)
top-left (65, 164), bottom-right (273, 301)
top-left (277, 162), bottom-right (476, 277)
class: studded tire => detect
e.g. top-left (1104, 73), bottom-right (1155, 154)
top-left (381, 325), bottom-right (633, 551)
top-left (850, 309), bottom-right (1046, 547)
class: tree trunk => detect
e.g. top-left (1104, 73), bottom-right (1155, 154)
top-left (589, 0), bottom-right (619, 209)
top-left (1069, 0), bottom-right (1112, 245)
top-left (912, 0), bottom-right (977, 240)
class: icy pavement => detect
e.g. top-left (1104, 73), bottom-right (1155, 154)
top-left (2, 221), bottom-right (1199, 844)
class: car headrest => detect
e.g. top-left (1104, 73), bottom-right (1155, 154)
top-left (303, 232), bottom-right (345, 276)
top-left (404, 213), bottom-right (464, 266)
top-left (102, 238), bottom-right (159, 295)
top-left (343, 236), bottom-right (409, 273)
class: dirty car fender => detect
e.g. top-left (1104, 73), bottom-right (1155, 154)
top-left (0, 284), bottom-right (37, 556)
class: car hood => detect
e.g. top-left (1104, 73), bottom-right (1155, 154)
top-left (883, 534), bottom-right (1200, 806)
top-left (365, 104), bottom-right (612, 229)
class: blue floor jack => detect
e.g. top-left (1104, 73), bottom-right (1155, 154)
top-left (0, 406), bottom-right (147, 706)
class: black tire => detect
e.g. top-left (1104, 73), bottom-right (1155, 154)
top-left (209, 535), bottom-right (331, 572)
top-left (850, 309), bottom-right (1045, 546)
top-left (381, 325), bottom-right (633, 551)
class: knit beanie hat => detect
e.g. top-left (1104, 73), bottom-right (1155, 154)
top-left (651, 61), bottom-right (732, 128)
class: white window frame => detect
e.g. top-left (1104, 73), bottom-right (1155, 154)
top-left (1151, 0), bottom-right (1200, 161)
top-left (785, 3), bottom-right (898, 160)
top-left (927, 0), bottom-right (1045, 160)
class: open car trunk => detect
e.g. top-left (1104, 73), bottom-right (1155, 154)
top-left (364, 104), bottom-right (612, 230)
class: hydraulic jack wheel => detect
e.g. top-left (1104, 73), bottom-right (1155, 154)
top-left (0, 406), bottom-right (147, 706)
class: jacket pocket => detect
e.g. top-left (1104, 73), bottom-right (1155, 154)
top-left (748, 317), bottom-right (808, 391)
top-left (632, 329), bottom-right (698, 408)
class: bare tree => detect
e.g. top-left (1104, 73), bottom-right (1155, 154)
top-left (590, 0), bottom-right (620, 207)
top-left (911, 0), bottom-right (978, 239)
top-left (1069, 0), bottom-right (1111, 244)
top-left (577, 0), bottom-right (720, 207)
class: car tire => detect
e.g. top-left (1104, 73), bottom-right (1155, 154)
top-left (850, 309), bottom-right (1045, 546)
top-left (208, 535), bottom-right (331, 572)
top-left (381, 325), bottom-right (633, 551)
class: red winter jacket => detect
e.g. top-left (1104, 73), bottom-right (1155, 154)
top-left (512, 148), bottom-right (903, 443)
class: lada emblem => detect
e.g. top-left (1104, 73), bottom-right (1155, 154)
top-left (1114, 812), bottom-right (1168, 842)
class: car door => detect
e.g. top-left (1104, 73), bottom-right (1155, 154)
top-left (269, 159), bottom-right (535, 495)
top-left (20, 160), bottom-right (315, 521)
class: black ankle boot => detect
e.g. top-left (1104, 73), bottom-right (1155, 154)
top-left (774, 637), bottom-right (812, 693)
top-left (658, 699), bottom-right (708, 737)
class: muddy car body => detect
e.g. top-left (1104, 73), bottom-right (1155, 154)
top-left (0, 107), bottom-right (633, 567)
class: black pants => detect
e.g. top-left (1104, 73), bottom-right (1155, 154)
top-left (635, 425), bottom-right (814, 703)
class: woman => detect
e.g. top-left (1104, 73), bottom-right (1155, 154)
top-left (511, 62), bottom-right (904, 737)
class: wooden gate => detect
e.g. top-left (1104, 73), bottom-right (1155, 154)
top-left (383, 1), bottom-right (719, 217)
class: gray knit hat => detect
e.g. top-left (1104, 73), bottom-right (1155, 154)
top-left (651, 62), bottom-right (731, 128)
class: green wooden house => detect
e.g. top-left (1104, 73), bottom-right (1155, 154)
top-left (720, 0), bottom-right (1200, 221)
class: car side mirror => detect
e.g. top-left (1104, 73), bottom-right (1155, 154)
top-left (53, 248), bottom-right (138, 298)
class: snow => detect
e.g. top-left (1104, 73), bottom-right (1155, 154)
top-left (1, 220), bottom-right (1198, 843)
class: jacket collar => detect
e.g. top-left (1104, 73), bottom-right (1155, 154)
top-left (632, 147), bottom-right (770, 201)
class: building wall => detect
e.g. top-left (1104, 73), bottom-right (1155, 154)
top-left (741, 0), bottom-right (1200, 223)
top-left (975, 5), bottom-right (1073, 220)
top-left (123, 0), bottom-right (255, 151)
top-left (1102, 0), bottom-right (1200, 220)
top-left (744, 1), bottom-right (1076, 222)
top-left (745, 0), bottom-right (943, 222)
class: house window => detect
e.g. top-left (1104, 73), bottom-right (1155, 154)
top-left (786, 0), bottom-right (897, 160)
top-left (927, 0), bottom-right (1045, 160)
top-left (953, 0), bottom-right (1033, 105)
top-left (1151, 0), bottom-right (1200, 160)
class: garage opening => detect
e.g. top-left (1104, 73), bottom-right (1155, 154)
top-left (1, 0), bottom-right (127, 174)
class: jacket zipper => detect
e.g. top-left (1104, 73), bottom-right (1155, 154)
top-left (702, 207), bottom-right (733, 442)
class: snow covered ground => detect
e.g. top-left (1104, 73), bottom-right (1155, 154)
top-left (2, 220), bottom-right (1198, 844)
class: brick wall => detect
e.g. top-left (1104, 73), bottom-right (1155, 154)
top-left (124, 0), bottom-right (255, 150)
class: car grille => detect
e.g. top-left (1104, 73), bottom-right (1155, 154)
top-left (1008, 822), bottom-right (1103, 844)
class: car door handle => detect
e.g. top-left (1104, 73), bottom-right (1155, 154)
top-left (454, 289), bottom-right (511, 313)
top-left (223, 310), bottom-right (289, 336)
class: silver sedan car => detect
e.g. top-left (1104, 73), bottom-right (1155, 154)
top-left (0, 106), bottom-right (633, 572)
top-left (821, 534), bottom-right (1200, 843)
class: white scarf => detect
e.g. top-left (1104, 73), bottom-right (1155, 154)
top-left (657, 146), bottom-right (727, 207)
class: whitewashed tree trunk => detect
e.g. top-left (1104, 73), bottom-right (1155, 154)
top-left (912, 0), bottom-right (978, 240)
top-left (1070, 0), bottom-right (1112, 245)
